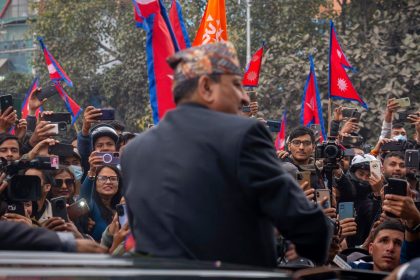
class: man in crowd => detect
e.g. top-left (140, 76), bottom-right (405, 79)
top-left (350, 220), bottom-right (404, 272)
top-left (122, 42), bottom-right (332, 267)
top-left (0, 133), bottom-right (21, 161)
top-left (383, 152), bottom-right (406, 180)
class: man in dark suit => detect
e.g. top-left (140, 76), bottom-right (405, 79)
top-left (121, 42), bottom-right (332, 267)
top-left (0, 220), bottom-right (106, 252)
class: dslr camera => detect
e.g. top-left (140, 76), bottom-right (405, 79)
top-left (315, 140), bottom-right (344, 160)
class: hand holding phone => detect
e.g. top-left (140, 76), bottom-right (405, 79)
top-left (116, 203), bottom-right (128, 227)
top-left (67, 199), bottom-right (90, 221)
top-left (315, 189), bottom-right (331, 209)
top-left (0, 94), bottom-right (13, 113)
top-left (50, 196), bottom-right (69, 222)
top-left (338, 202), bottom-right (355, 220)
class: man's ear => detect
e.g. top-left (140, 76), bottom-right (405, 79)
top-left (368, 242), bottom-right (373, 255)
top-left (197, 75), bottom-right (216, 104)
top-left (44, 183), bottom-right (51, 193)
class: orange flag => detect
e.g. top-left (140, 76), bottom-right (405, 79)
top-left (193, 0), bottom-right (228, 46)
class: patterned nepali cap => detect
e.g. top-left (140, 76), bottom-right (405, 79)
top-left (167, 41), bottom-right (242, 84)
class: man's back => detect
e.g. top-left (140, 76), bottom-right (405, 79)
top-left (122, 104), bottom-right (332, 267)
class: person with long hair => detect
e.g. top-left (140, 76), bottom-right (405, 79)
top-left (80, 164), bottom-right (122, 241)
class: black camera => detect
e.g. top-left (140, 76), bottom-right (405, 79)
top-left (315, 140), bottom-right (344, 160)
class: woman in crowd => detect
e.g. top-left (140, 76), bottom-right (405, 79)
top-left (80, 164), bottom-right (122, 241)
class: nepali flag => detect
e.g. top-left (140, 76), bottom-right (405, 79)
top-left (301, 55), bottom-right (327, 141)
top-left (38, 37), bottom-right (73, 88)
top-left (329, 20), bottom-right (367, 109)
top-left (54, 82), bottom-right (82, 124)
top-left (243, 44), bottom-right (264, 87)
top-left (132, 0), bottom-right (179, 124)
top-left (169, 0), bottom-right (191, 50)
top-left (21, 77), bottom-right (42, 119)
top-left (274, 111), bottom-right (287, 151)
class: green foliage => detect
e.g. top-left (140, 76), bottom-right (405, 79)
top-left (18, 0), bottom-right (418, 143)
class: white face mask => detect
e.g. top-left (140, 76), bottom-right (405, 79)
top-left (392, 135), bottom-right (407, 142)
top-left (68, 165), bottom-right (83, 181)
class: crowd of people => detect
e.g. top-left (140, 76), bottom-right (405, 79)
top-left (0, 41), bottom-right (419, 278)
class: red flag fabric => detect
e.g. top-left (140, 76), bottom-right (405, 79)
top-left (132, 0), bottom-right (177, 123)
top-left (193, 0), bottom-right (228, 46)
top-left (329, 20), bottom-right (367, 108)
top-left (38, 37), bottom-right (73, 88)
top-left (21, 77), bottom-right (41, 119)
top-left (301, 56), bottom-right (327, 141)
top-left (54, 82), bottom-right (82, 125)
top-left (274, 111), bottom-right (287, 151)
top-left (169, 0), bottom-right (191, 50)
top-left (242, 45), bottom-right (264, 87)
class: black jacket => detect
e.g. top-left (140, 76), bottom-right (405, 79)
top-left (122, 103), bottom-right (332, 267)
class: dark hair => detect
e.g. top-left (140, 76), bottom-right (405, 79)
top-left (0, 133), bottom-right (21, 152)
top-left (392, 123), bottom-right (405, 129)
top-left (371, 220), bottom-right (404, 241)
top-left (288, 126), bottom-right (315, 144)
top-left (384, 151), bottom-right (405, 162)
top-left (93, 165), bottom-right (122, 224)
top-left (173, 74), bottom-right (221, 104)
top-left (48, 167), bottom-right (75, 202)
top-left (120, 132), bottom-right (136, 146)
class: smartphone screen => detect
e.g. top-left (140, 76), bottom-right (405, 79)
top-left (0, 94), bottom-right (13, 113)
top-left (116, 203), bottom-right (128, 227)
top-left (315, 189), bottom-right (331, 209)
top-left (370, 160), bottom-right (381, 179)
top-left (43, 112), bottom-right (72, 124)
top-left (338, 202), bottom-right (354, 220)
top-left (48, 143), bottom-right (74, 157)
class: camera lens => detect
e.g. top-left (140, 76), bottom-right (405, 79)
top-left (325, 145), bottom-right (339, 158)
top-left (102, 153), bottom-right (113, 164)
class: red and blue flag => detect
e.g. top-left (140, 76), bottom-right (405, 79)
top-left (132, 0), bottom-right (179, 124)
top-left (274, 111), bottom-right (287, 151)
top-left (329, 20), bottom-right (367, 109)
top-left (243, 44), bottom-right (264, 87)
top-left (301, 55), bottom-right (327, 140)
top-left (21, 77), bottom-right (42, 119)
top-left (54, 82), bottom-right (82, 125)
top-left (169, 0), bottom-right (191, 50)
top-left (38, 37), bottom-right (73, 88)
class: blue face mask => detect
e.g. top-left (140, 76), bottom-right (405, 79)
top-left (69, 165), bottom-right (83, 181)
top-left (392, 135), bottom-right (407, 142)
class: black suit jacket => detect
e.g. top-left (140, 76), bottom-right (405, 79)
top-left (0, 221), bottom-right (64, 251)
top-left (122, 103), bottom-right (332, 267)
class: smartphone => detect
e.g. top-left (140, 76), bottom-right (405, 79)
top-left (405, 150), bottom-right (419, 170)
top-left (315, 189), bottom-right (331, 209)
top-left (370, 160), bottom-right (382, 179)
top-left (397, 110), bottom-right (418, 123)
top-left (50, 196), bottom-right (68, 222)
top-left (6, 202), bottom-right (26, 216)
top-left (46, 123), bottom-right (59, 136)
top-left (296, 170), bottom-right (311, 188)
top-left (394, 97), bottom-right (410, 108)
top-left (248, 91), bottom-right (257, 102)
top-left (96, 152), bottom-right (120, 165)
top-left (341, 108), bottom-right (356, 118)
top-left (48, 143), bottom-right (74, 157)
top-left (97, 108), bottom-right (115, 121)
top-left (0, 94), bottom-right (13, 113)
top-left (342, 136), bottom-right (363, 147)
top-left (242, 105), bottom-right (251, 113)
top-left (67, 199), bottom-right (89, 221)
top-left (43, 112), bottom-right (72, 124)
top-left (384, 178), bottom-right (407, 197)
top-left (338, 202), bottom-right (355, 220)
top-left (382, 141), bottom-right (405, 151)
top-left (310, 124), bottom-right (321, 136)
top-left (13, 97), bottom-right (22, 119)
top-left (351, 111), bottom-right (361, 122)
top-left (36, 82), bottom-right (57, 101)
top-left (116, 203), bottom-right (128, 227)
top-left (266, 120), bottom-right (281, 132)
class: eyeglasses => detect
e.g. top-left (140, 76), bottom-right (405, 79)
top-left (54, 178), bottom-right (75, 188)
top-left (97, 175), bottom-right (119, 183)
top-left (290, 140), bottom-right (313, 147)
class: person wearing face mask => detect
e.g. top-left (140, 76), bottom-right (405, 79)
top-left (60, 148), bottom-right (83, 199)
top-left (345, 154), bottom-right (384, 248)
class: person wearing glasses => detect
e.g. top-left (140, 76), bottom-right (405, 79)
top-left (281, 126), bottom-right (325, 190)
top-left (50, 168), bottom-right (77, 204)
top-left (80, 164), bottom-right (122, 241)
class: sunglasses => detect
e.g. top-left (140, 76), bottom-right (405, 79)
top-left (54, 178), bottom-right (75, 188)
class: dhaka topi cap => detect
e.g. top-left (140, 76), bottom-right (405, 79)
top-left (167, 41), bottom-right (242, 84)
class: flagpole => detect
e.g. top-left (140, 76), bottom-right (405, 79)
top-left (327, 98), bottom-right (332, 138)
top-left (246, 0), bottom-right (251, 63)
